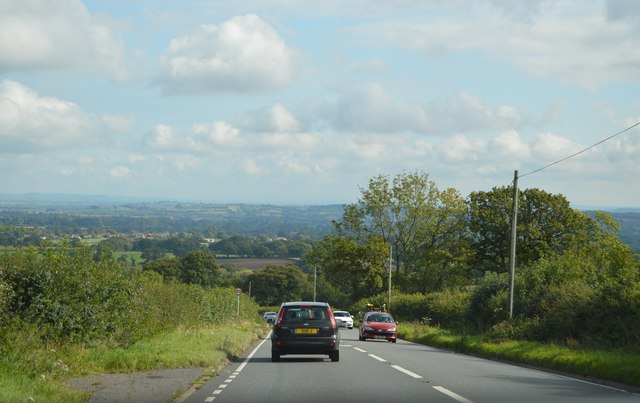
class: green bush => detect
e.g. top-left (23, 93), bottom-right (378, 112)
top-left (467, 272), bottom-right (509, 331)
top-left (0, 245), bottom-right (261, 348)
top-left (423, 289), bottom-right (470, 330)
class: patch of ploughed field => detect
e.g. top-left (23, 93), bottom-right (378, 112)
top-left (216, 258), bottom-right (301, 270)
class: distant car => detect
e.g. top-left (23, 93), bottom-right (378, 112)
top-left (271, 301), bottom-right (340, 362)
top-left (359, 311), bottom-right (397, 343)
top-left (262, 311), bottom-right (277, 324)
top-left (333, 310), bottom-right (354, 329)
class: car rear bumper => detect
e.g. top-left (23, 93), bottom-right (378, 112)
top-left (271, 336), bottom-right (339, 354)
top-left (361, 331), bottom-right (396, 340)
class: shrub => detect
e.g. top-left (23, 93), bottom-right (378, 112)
top-left (424, 289), bottom-right (470, 330)
top-left (467, 272), bottom-right (509, 331)
top-left (0, 245), bottom-right (262, 347)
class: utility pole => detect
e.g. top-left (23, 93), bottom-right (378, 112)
top-left (388, 244), bottom-right (392, 313)
top-left (508, 170), bottom-right (519, 320)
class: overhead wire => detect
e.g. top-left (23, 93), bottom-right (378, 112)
top-left (519, 120), bottom-right (640, 179)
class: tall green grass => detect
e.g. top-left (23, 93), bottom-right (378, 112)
top-left (0, 320), bottom-right (268, 403)
top-left (398, 322), bottom-right (640, 387)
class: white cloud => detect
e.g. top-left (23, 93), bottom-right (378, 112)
top-left (355, 1), bottom-right (640, 87)
top-left (0, 0), bottom-right (127, 79)
top-left (334, 83), bottom-right (431, 133)
top-left (158, 14), bottom-right (297, 93)
top-left (102, 114), bottom-right (135, 133)
top-left (438, 134), bottom-right (486, 162)
top-left (0, 80), bottom-right (99, 152)
top-left (109, 166), bottom-right (130, 178)
top-left (328, 84), bottom-right (527, 136)
top-left (531, 131), bottom-right (581, 160)
top-left (242, 158), bottom-right (267, 175)
top-left (193, 122), bottom-right (243, 147)
top-left (128, 154), bottom-right (147, 163)
top-left (491, 130), bottom-right (531, 159)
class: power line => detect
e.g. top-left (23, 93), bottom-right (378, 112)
top-left (519, 120), bottom-right (640, 179)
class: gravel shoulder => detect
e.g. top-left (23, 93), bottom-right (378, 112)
top-left (67, 367), bottom-right (208, 403)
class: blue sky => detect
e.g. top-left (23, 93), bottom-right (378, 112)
top-left (1, 0), bottom-right (639, 207)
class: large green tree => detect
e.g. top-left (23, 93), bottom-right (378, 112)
top-left (404, 187), bottom-right (472, 293)
top-left (246, 264), bottom-right (312, 306)
top-left (143, 250), bottom-right (219, 286)
top-left (467, 186), bottom-right (592, 274)
top-left (306, 234), bottom-right (389, 303)
top-left (334, 171), bottom-right (460, 274)
top-left (180, 250), bottom-right (219, 286)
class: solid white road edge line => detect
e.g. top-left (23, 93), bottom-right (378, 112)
top-left (433, 386), bottom-right (473, 403)
top-left (237, 331), bottom-right (271, 373)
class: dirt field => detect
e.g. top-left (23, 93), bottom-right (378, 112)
top-left (216, 258), bottom-right (301, 270)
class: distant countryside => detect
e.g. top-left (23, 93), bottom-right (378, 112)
top-left (1, 172), bottom-right (640, 401)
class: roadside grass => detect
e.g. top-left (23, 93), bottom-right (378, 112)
top-left (398, 323), bottom-right (640, 387)
top-left (1, 320), bottom-right (268, 403)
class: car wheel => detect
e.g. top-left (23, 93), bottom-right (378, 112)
top-left (391, 339), bottom-right (397, 343)
top-left (271, 350), bottom-right (280, 362)
top-left (329, 350), bottom-right (339, 362)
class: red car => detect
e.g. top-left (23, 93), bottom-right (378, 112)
top-left (358, 311), bottom-right (397, 343)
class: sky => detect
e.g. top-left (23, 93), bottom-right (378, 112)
top-left (1, 0), bottom-right (639, 208)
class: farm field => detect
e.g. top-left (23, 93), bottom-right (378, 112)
top-left (216, 257), bottom-right (301, 270)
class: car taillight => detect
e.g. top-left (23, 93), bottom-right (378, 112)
top-left (327, 308), bottom-right (337, 329)
top-left (274, 307), bottom-right (285, 330)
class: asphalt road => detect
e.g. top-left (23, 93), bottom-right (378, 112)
top-left (182, 328), bottom-right (640, 403)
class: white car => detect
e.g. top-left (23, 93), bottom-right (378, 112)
top-left (262, 311), bottom-right (277, 324)
top-left (333, 310), bottom-right (354, 329)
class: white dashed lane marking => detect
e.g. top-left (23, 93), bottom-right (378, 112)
top-left (353, 345), bottom-right (475, 402)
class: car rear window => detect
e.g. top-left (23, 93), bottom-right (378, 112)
top-left (283, 306), bottom-right (328, 321)
top-left (366, 313), bottom-right (394, 323)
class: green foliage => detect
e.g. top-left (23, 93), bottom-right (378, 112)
top-left (0, 245), bottom-right (260, 346)
top-left (334, 171), bottom-right (470, 295)
top-left (246, 264), bottom-right (312, 306)
top-left (180, 250), bottom-right (219, 286)
top-left (467, 272), bottom-right (509, 330)
top-left (467, 186), bottom-right (593, 274)
top-left (143, 250), bottom-right (219, 287)
top-left (514, 242), bottom-right (640, 349)
top-left (306, 234), bottom-right (389, 303)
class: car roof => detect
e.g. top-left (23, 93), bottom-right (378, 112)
top-left (280, 301), bottom-right (330, 307)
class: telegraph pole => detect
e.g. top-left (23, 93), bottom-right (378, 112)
top-left (388, 244), bottom-right (392, 313)
top-left (508, 170), bottom-right (519, 319)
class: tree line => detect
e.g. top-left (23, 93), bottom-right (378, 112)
top-left (298, 171), bottom-right (638, 350)
top-left (1, 171), bottom-right (638, 351)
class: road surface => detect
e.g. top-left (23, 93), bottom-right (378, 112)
top-left (183, 328), bottom-right (639, 403)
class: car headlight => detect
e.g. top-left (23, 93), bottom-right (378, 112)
top-left (389, 327), bottom-right (396, 332)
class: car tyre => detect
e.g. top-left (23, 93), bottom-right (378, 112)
top-left (391, 339), bottom-right (397, 343)
top-left (271, 350), bottom-right (280, 362)
top-left (329, 350), bottom-right (339, 362)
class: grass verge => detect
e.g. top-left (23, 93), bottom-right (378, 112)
top-left (0, 320), bottom-right (269, 403)
top-left (398, 322), bottom-right (640, 388)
